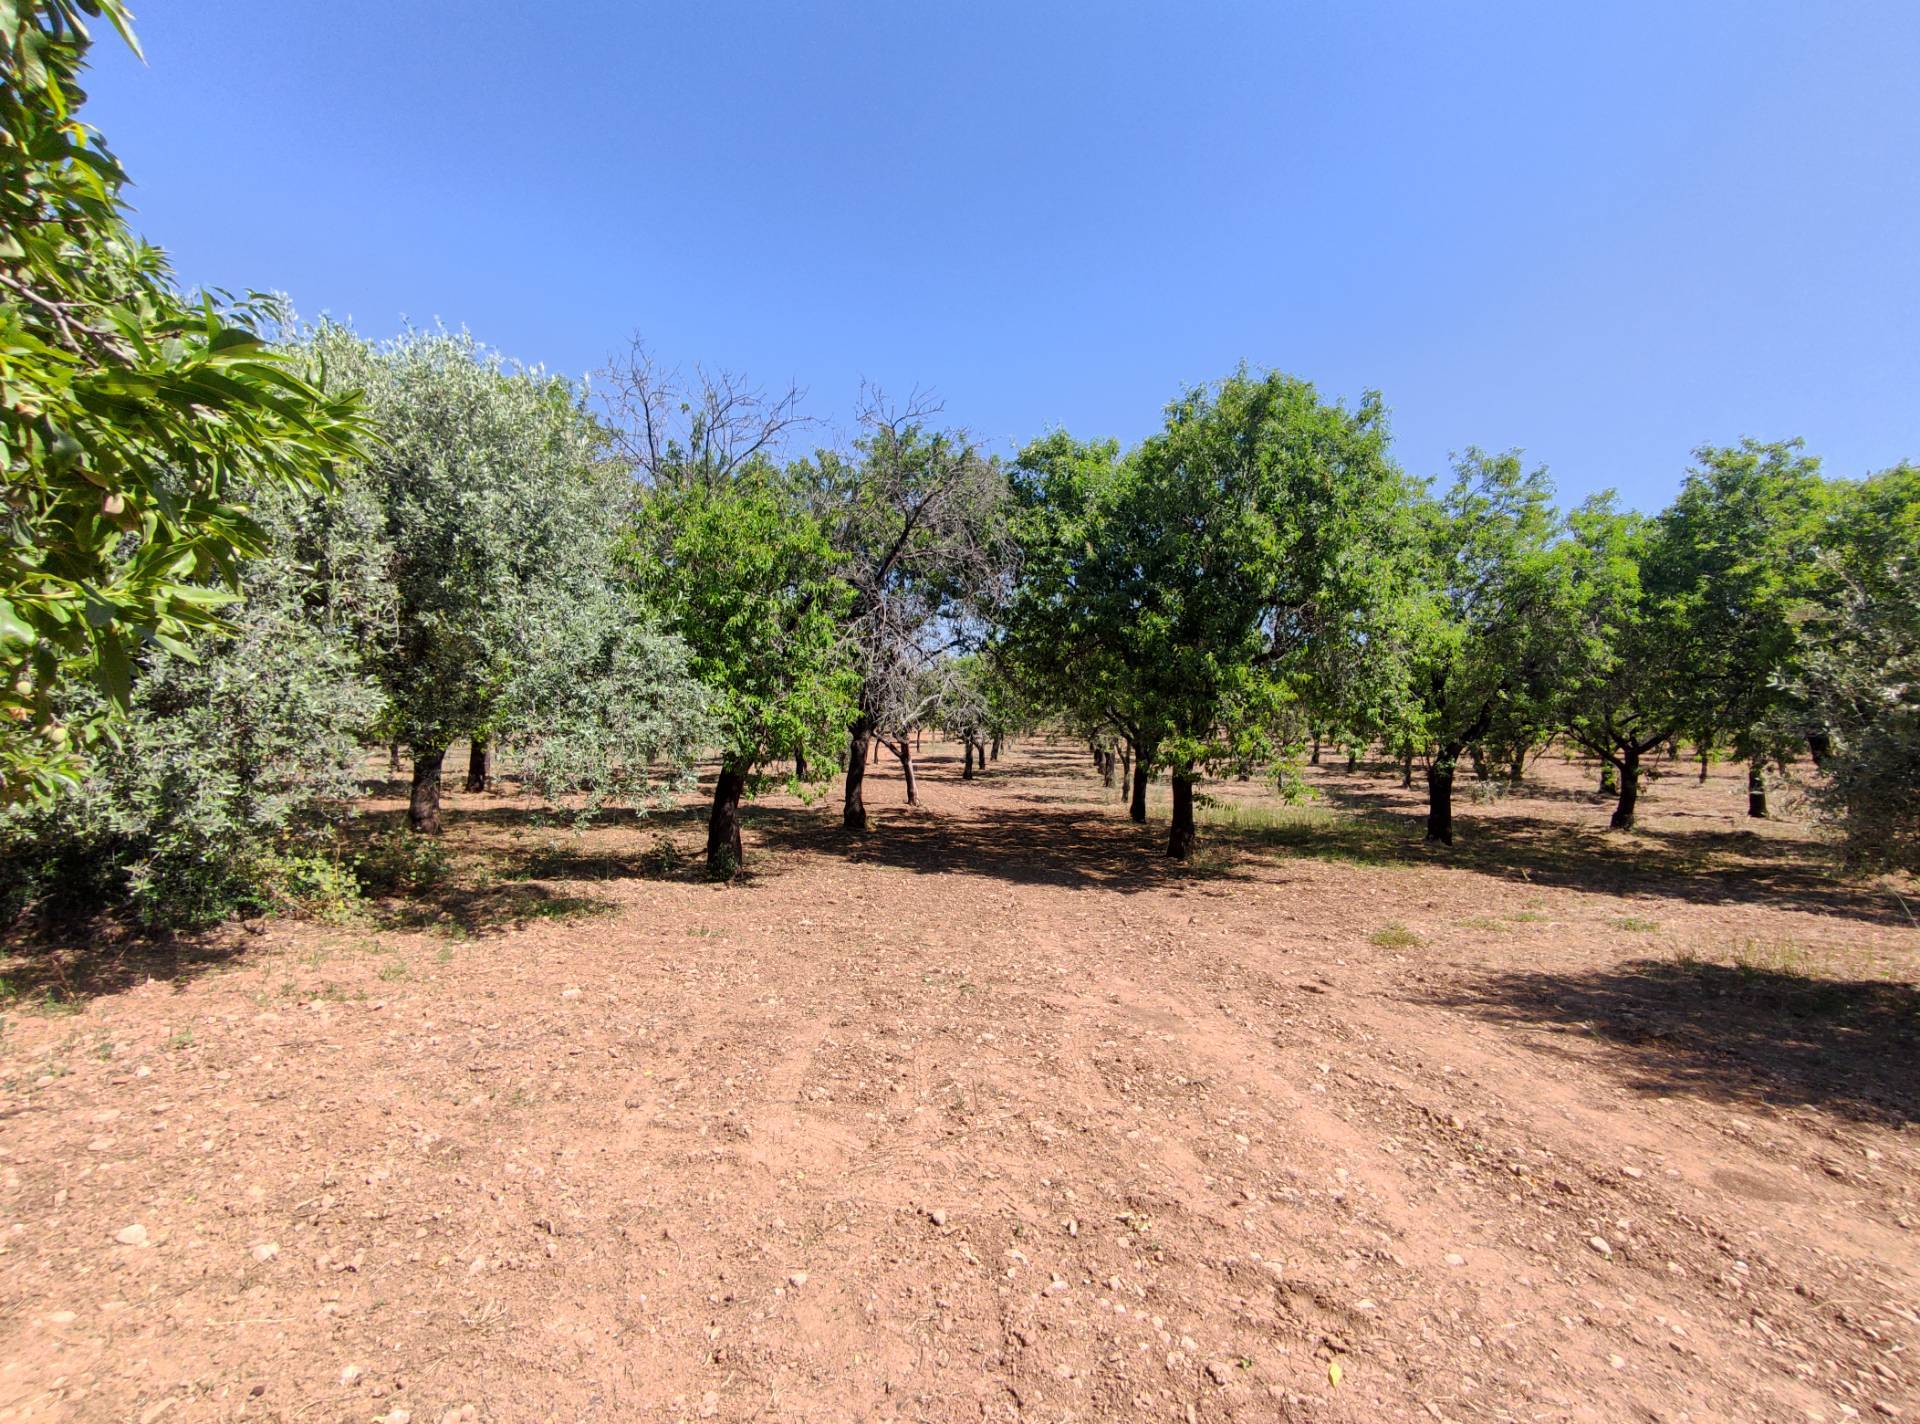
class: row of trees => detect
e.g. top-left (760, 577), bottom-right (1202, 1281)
top-left (2, 1), bottom-right (1915, 928)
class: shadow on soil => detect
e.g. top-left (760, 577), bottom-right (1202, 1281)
top-left (1421, 958), bottom-right (1920, 1125)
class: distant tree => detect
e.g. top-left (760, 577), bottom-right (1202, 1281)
top-left (1561, 495), bottom-right (1691, 831)
top-left (0, 1), bottom-right (365, 804)
top-left (805, 393), bottom-right (1011, 829)
top-left (1656, 439), bottom-right (1828, 817)
top-left (1395, 450), bottom-right (1573, 843)
top-left (632, 468), bottom-right (857, 877)
top-left (315, 327), bottom-right (709, 833)
top-left (1009, 370), bottom-right (1403, 858)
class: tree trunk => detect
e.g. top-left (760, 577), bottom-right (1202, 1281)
top-left (893, 740), bottom-right (918, 805)
top-left (1609, 749), bottom-right (1640, 831)
top-left (990, 735), bottom-right (1002, 761)
top-left (1508, 750), bottom-right (1525, 784)
top-left (1118, 743), bottom-right (1133, 801)
top-left (707, 765), bottom-right (746, 878)
top-left (1698, 750), bottom-right (1710, 783)
top-left (1807, 729), bottom-right (1830, 768)
top-left (1099, 749), bottom-right (1115, 788)
top-left (1599, 761), bottom-right (1618, 797)
top-left (844, 718), bottom-right (872, 831)
top-left (1310, 735), bottom-right (1321, 766)
top-left (1425, 761), bottom-right (1455, 844)
top-left (1747, 761), bottom-right (1768, 819)
top-left (1346, 749), bottom-right (1358, 773)
top-left (963, 739), bottom-right (976, 780)
top-left (1401, 748), bottom-right (1414, 789)
top-left (387, 741), bottom-right (401, 773)
top-left (794, 746), bottom-right (809, 781)
top-left (409, 746), bottom-right (446, 834)
top-left (465, 737), bottom-right (490, 793)
top-left (1130, 747), bottom-right (1153, 823)
top-left (1167, 774), bottom-right (1196, 859)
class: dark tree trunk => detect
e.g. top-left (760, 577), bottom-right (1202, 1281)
top-left (1747, 762), bottom-right (1768, 819)
top-left (1401, 748), bottom-right (1414, 789)
top-left (1469, 745), bottom-right (1488, 780)
top-left (991, 735), bottom-right (1002, 761)
top-left (844, 718), bottom-right (872, 831)
top-left (872, 737), bottom-right (883, 765)
top-left (963, 739), bottom-right (977, 780)
top-left (1609, 749), bottom-right (1641, 831)
top-left (1099, 749), bottom-right (1115, 788)
top-left (1599, 761), bottom-right (1618, 797)
top-left (1130, 747), bottom-right (1153, 823)
top-left (409, 746), bottom-right (446, 834)
top-left (892, 740), bottom-right (918, 805)
top-left (465, 737), bottom-right (490, 793)
top-left (1346, 749), bottom-right (1358, 773)
top-left (1167, 774), bottom-right (1196, 859)
top-left (388, 741), bottom-right (401, 773)
top-left (1118, 743), bottom-right (1133, 800)
top-left (1666, 740), bottom-right (1680, 761)
top-left (1698, 750), bottom-right (1710, 783)
top-left (1311, 735), bottom-right (1321, 766)
top-left (707, 765), bottom-right (747, 878)
top-left (1508, 750), bottom-right (1525, 784)
top-left (1807, 730), bottom-right (1830, 768)
top-left (1425, 761), bottom-right (1455, 844)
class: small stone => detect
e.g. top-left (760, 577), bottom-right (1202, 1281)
top-left (1609, 1353), bottom-right (1626, 1370)
top-left (251, 1242), bottom-right (279, 1263)
top-left (787, 1271), bottom-right (808, 1288)
top-left (1588, 1235), bottom-right (1612, 1258)
top-left (340, 1365), bottom-right (363, 1386)
top-left (1445, 1252), bottom-right (1466, 1267)
top-left (928, 1209), bottom-right (947, 1227)
top-left (699, 1393), bottom-right (719, 1419)
top-left (46, 1311), bottom-right (76, 1325)
top-left (1620, 1165), bottom-right (1643, 1179)
top-left (1206, 1360), bottom-right (1234, 1385)
top-left (249, 1384), bottom-right (266, 1398)
top-left (560, 987), bottom-right (582, 1000)
top-left (380, 1412), bottom-right (411, 1424)
top-left (114, 1224), bottom-right (150, 1247)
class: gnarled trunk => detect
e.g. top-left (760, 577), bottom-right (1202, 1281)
top-left (1310, 735), bottom-right (1321, 766)
top-left (1167, 774), bottom-right (1196, 859)
top-left (1129, 745), bottom-right (1154, 824)
top-left (1098, 749), bottom-right (1115, 787)
top-left (843, 717), bottom-right (872, 831)
top-left (1425, 761), bottom-right (1455, 844)
top-left (963, 739), bottom-right (977, 780)
top-left (465, 737), bottom-right (490, 793)
top-left (794, 747), bottom-right (809, 781)
top-left (409, 746), bottom-right (446, 834)
top-left (892, 740), bottom-right (918, 805)
top-left (1747, 762), bottom-right (1768, 819)
top-left (1609, 749), bottom-right (1641, 831)
top-left (707, 765), bottom-right (747, 878)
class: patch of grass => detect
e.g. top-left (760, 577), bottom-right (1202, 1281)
top-left (378, 956), bottom-right (411, 982)
top-left (1612, 915), bottom-right (1660, 933)
top-left (1456, 915), bottom-right (1514, 933)
top-left (1369, 922), bottom-right (1422, 949)
top-left (166, 1026), bottom-right (194, 1051)
top-left (1508, 910), bottom-right (1551, 924)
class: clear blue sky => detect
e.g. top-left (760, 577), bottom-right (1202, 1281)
top-left (90, 1), bottom-right (1919, 509)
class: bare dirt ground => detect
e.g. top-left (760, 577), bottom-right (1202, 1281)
top-left (2, 742), bottom-right (1917, 1424)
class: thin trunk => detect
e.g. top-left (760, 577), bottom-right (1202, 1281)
top-left (1130, 747), bottom-right (1153, 823)
top-left (1346, 749), bottom-right (1358, 773)
top-left (872, 737), bottom-right (883, 765)
top-left (1118, 743), bottom-right (1133, 801)
top-left (706, 765), bottom-right (747, 878)
top-left (1310, 735), bottom-right (1321, 766)
top-left (990, 735), bottom-right (1002, 761)
top-left (1099, 749), bottom-right (1115, 788)
top-left (1401, 749), bottom-right (1414, 789)
top-left (1698, 750), bottom-right (1710, 783)
top-left (1167, 774), bottom-right (1196, 859)
top-left (465, 737), bottom-right (490, 793)
top-left (1666, 740), bottom-right (1680, 761)
top-left (963, 739), bottom-right (977, 780)
top-left (794, 746), bottom-right (809, 781)
top-left (844, 719), bottom-right (873, 831)
top-left (409, 746), bottom-right (446, 834)
top-left (1747, 762), bottom-right (1768, 819)
top-left (1609, 749), bottom-right (1641, 831)
top-left (892, 740), bottom-right (918, 805)
top-left (1425, 760), bottom-right (1456, 844)
top-left (1508, 750), bottom-right (1525, 784)
top-left (1469, 745), bottom-right (1488, 780)
top-left (387, 741), bottom-right (401, 773)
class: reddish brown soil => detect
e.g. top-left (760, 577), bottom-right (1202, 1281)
top-left (2, 742), bottom-right (1916, 1424)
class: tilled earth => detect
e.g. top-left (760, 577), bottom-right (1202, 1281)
top-left (2, 742), bottom-right (1916, 1424)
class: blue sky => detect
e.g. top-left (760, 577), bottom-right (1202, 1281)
top-left (90, 2), bottom-right (1919, 509)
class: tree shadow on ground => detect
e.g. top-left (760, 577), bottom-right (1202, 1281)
top-left (0, 929), bottom-right (257, 1009)
top-left (1418, 958), bottom-right (1920, 1125)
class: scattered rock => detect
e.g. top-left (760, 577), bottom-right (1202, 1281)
top-left (340, 1365), bottom-right (363, 1386)
top-left (928, 1208), bottom-right (947, 1227)
top-left (1206, 1360), bottom-right (1235, 1385)
top-left (1588, 1235), bottom-right (1612, 1258)
top-left (1445, 1252), bottom-right (1466, 1267)
top-left (561, 988), bottom-right (582, 1000)
top-left (251, 1242), bottom-right (279, 1263)
top-left (787, 1271), bottom-right (808, 1288)
top-left (114, 1224), bottom-right (150, 1247)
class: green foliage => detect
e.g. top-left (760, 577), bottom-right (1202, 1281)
top-left (0, 2), bottom-right (365, 804)
top-left (307, 325), bottom-right (711, 811)
top-left (0, 471), bottom-right (390, 928)
top-left (632, 465), bottom-right (858, 784)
